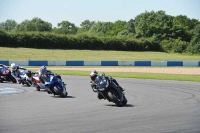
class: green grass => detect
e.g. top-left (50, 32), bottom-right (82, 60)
top-left (25, 67), bottom-right (200, 82)
top-left (1, 47), bottom-right (200, 61)
top-left (1, 47), bottom-right (200, 82)
top-left (38, 70), bottom-right (200, 82)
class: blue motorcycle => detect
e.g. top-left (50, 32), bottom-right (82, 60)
top-left (0, 64), bottom-right (16, 83)
top-left (45, 74), bottom-right (68, 98)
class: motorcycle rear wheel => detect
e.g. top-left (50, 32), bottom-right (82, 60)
top-left (10, 76), bottom-right (17, 83)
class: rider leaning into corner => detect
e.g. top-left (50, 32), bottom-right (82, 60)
top-left (10, 63), bottom-right (26, 84)
top-left (39, 65), bottom-right (61, 83)
top-left (89, 70), bottom-right (124, 99)
top-left (39, 65), bottom-right (62, 94)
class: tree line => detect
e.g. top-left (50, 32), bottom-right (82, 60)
top-left (0, 10), bottom-right (200, 54)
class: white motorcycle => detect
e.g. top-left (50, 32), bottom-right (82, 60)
top-left (32, 71), bottom-right (46, 91)
top-left (19, 69), bottom-right (33, 86)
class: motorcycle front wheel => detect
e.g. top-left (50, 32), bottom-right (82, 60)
top-left (26, 80), bottom-right (32, 87)
top-left (108, 91), bottom-right (123, 107)
top-left (122, 96), bottom-right (127, 105)
top-left (51, 83), bottom-right (68, 98)
top-left (10, 76), bottom-right (17, 83)
top-left (36, 86), bottom-right (41, 91)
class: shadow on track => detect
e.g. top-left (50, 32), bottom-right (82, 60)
top-left (50, 95), bottom-right (75, 98)
top-left (105, 103), bottom-right (134, 107)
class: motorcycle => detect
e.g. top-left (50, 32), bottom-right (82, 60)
top-left (44, 74), bottom-right (68, 98)
top-left (0, 64), bottom-right (17, 83)
top-left (32, 71), bottom-right (46, 91)
top-left (90, 73), bottom-right (127, 107)
top-left (18, 69), bottom-right (33, 86)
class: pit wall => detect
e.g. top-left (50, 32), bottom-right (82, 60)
top-left (0, 60), bottom-right (200, 66)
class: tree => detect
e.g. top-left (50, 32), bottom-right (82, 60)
top-left (14, 20), bottom-right (30, 31)
top-left (89, 21), bottom-right (114, 36)
top-left (15, 17), bottom-right (52, 32)
top-left (134, 10), bottom-right (172, 39)
top-left (173, 15), bottom-right (200, 31)
top-left (170, 15), bottom-right (200, 42)
top-left (77, 20), bottom-right (95, 34)
top-left (58, 21), bottom-right (75, 29)
top-left (187, 24), bottom-right (200, 53)
top-left (0, 19), bottom-right (17, 31)
top-left (53, 21), bottom-right (78, 34)
top-left (80, 19), bottom-right (95, 30)
top-left (107, 20), bottom-right (127, 36)
top-left (127, 19), bottom-right (135, 33)
top-left (31, 17), bottom-right (52, 32)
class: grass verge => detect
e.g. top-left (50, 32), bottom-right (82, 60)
top-left (1, 47), bottom-right (200, 61)
top-left (28, 69), bottom-right (200, 82)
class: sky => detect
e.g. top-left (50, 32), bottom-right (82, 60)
top-left (0, 0), bottom-right (200, 28)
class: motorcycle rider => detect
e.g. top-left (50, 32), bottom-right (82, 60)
top-left (10, 63), bottom-right (26, 84)
top-left (90, 70), bottom-right (124, 99)
top-left (39, 65), bottom-right (61, 94)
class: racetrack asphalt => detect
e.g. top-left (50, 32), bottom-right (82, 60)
top-left (0, 76), bottom-right (200, 133)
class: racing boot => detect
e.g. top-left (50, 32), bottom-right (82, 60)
top-left (18, 79), bottom-right (22, 84)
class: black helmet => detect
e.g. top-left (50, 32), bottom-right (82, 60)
top-left (90, 70), bottom-right (98, 81)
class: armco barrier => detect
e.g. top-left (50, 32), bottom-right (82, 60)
top-left (0, 60), bottom-right (200, 66)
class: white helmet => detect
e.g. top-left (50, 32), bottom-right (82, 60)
top-left (11, 63), bottom-right (17, 71)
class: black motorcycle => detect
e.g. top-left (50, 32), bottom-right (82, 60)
top-left (90, 73), bottom-right (127, 107)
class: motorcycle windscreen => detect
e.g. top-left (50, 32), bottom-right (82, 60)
top-left (44, 75), bottom-right (52, 85)
top-left (43, 75), bottom-right (51, 82)
top-left (95, 76), bottom-right (107, 89)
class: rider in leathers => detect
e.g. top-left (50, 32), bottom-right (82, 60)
top-left (10, 63), bottom-right (26, 84)
top-left (39, 65), bottom-right (61, 94)
top-left (90, 70), bottom-right (124, 99)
